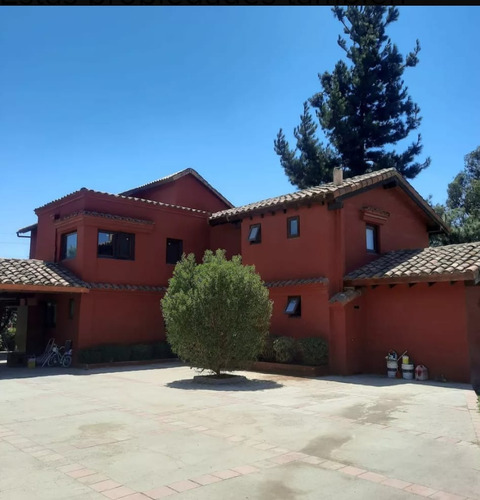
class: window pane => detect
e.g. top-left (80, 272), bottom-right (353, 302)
top-left (289, 218), bottom-right (299, 237)
top-left (285, 297), bottom-right (299, 314)
top-left (117, 233), bottom-right (134, 259)
top-left (366, 227), bottom-right (376, 251)
top-left (66, 233), bottom-right (77, 258)
top-left (98, 232), bottom-right (114, 256)
top-left (248, 226), bottom-right (259, 241)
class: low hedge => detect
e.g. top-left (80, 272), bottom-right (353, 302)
top-left (259, 335), bottom-right (328, 366)
top-left (77, 341), bottom-right (176, 364)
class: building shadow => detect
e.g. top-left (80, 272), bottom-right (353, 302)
top-left (166, 377), bottom-right (283, 392)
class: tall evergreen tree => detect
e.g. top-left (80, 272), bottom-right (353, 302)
top-left (275, 6), bottom-right (430, 188)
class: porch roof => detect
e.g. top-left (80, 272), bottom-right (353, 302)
top-left (344, 242), bottom-right (480, 286)
top-left (0, 259), bottom-right (89, 293)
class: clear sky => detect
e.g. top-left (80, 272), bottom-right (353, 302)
top-left (1, 6), bottom-right (479, 259)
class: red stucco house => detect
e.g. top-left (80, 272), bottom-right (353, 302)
top-left (3, 167), bottom-right (480, 386)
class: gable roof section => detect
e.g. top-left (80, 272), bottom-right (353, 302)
top-left (210, 168), bottom-right (448, 233)
top-left (35, 188), bottom-right (209, 215)
top-left (119, 168), bottom-right (234, 208)
top-left (0, 259), bottom-right (88, 292)
top-left (344, 242), bottom-right (480, 286)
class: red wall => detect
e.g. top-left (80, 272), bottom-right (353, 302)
top-left (466, 286), bottom-right (480, 390)
top-left (240, 205), bottom-right (336, 282)
top-left (209, 222), bottom-right (241, 259)
top-left (343, 186), bottom-right (430, 274)
top-left (76, 290), bottom-right (165, 349)
top-left (130, 175), bottom-right (230, 213)
top-left (268, 284), bottom-right (330, 339)
top-left (357, 283), bottom-right (470, 382)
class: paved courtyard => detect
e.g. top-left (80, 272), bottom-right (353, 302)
top-left (0, 362), bottom-right (479, 500)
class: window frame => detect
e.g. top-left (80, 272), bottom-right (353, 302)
top-left (60, 231), bottom-right (78, 260)
top-left (284, 296), bottom-right (301, 317)
top-left (97, 230), bottom-right (135, 261)
top-left (366, 224), bottom-right (379, 253)
top-left (287, 216), bottom-right (300, 238)
top-left (166, 238), bottom-right (183, 265)
top-left (248, 224), bottom-right (262, 244)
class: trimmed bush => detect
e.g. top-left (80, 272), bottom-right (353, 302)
top-left (131, 344), bottom-right (153, 361)
top-left (259, 334), bottom-right (279, 362)
top-left (152, 341), bottom-right (174, 359)
top-left (273, 336), bottom-right (297, 364)
top-left (77, 348), bottom-right (102, 364)
top-left (297, 337), bottom-right (329, 366)
top-left (162, 250), bottom-right (272, 375)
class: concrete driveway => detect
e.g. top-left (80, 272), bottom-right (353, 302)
top-left (0, 362), bottom-right (479, 500)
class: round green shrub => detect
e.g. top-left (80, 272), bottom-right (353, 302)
top-left (297, 337), bottom-right (329, 366)
top-left (273, 336), bottom-right (297, 363)
top-left (162, 250), bottom-right (272, 375)
top-left (259, 334), bottom-right (279, 362)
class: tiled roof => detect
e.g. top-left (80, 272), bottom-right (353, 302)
top-left (210, 168), bottom-right (448, 233)
top-left (35, 188), bottom-right (210, 215)
top-left (264, 277), bottom-right (327, 288)
top-left (17, 223), bottom-right (38, 235)
top-left (0, 259), bottom-right (88, 289)
top-left (89, 283), bottom-right (166, 292)
top-left (330, 288), bottom-right (364, 304)
top-left (58, 211), bottom-right (154, 225)
top-left (344, 242), bottom-right (480, 285)
top-left (119, 168), bottom-right (234, 208)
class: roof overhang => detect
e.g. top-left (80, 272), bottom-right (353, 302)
top-left (0, 284), bottom-right (89, 294)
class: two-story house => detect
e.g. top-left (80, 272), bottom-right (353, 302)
top-left (3, 167), bottom-right (480, 385)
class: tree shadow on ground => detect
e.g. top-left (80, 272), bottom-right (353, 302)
top-left (166, 377), bottom-right (283, 392)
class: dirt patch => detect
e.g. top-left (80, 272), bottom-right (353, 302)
top-left (301, 434), bottom-right (351, 458)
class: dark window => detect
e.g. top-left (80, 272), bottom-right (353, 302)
top-left (60, 232), bottom-right (77, 260)
top-left (68, 299), bottom-right (75, 320)
top-left (98, 231), bottom-right (135, 260)
top-left (287, 216), bottom-right (300, 238)
top-left (166, 238), bottom-right (183, 264)
top-left (45, 301), bottom-right (56, 328)
top-left (248, 224), bottom-right (261, 244)
top-left (285, 296), bottom-right (301, 317)
top-left (366, 225), bottom-right (378, 253)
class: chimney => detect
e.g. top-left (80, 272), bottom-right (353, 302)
top-left (333, 167), bottom-right (343, 186)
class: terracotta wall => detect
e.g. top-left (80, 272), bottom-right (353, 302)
top-left (358, 283), bottom-right (470, 382)
top-left (465, 285), bottom-right (480, 390)
top-left (128, 175), bottom-right (230, 213)
top-left (268, 284), bottom-right (330, 339)
top-left (343, 185), bottom-right (430, 274)
top-left (76, 290), bottom-right (165, 349)
top-left (240, 204), bottom-right (335, 282)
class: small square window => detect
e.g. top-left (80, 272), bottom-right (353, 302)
top-left (366, 225), bottom-right (378, 253)
top-left (166, 238), bottom-right (183, 264)
top-left (287, 216), bottom-right (300, 238)
top-left (285, 296), bottom-right (301, 317)
top-left (248, 224), bottom-right (261, 244)
top-left (60, 232), bottom-right (77, 260)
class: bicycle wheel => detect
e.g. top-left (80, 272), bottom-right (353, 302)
top-left (47, 354), bottom-right (57, 367)
top-left (62, 355), bottom-right (72, 368)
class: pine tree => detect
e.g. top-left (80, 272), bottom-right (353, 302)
top-left (275, 6), bottom-right (430, 188)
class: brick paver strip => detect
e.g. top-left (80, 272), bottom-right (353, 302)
top-left (78, 473), bottom-right (110, 485)
top-left (299, 456), bottom-right (325, 465)
top-left (118, 494), bottom-right (151, 500)
top-left (339, 466), bottom-right (367, 476)
top-left (103, 486), bottom-right (137, 499)
top-left (212, 469), bottom-right (241, 480)
top-left (67, 468), bottom-right (97, 479)
top-left (232, 465), bottom-right (259, 475)
top-left (358, 471), bottom-right (387, 483)
top-left (191, 474), bottom-right (223, 485)
top-left (404, 484), bottom-right (439, 497)
top-left (143, 486), bottom-right (176, 499)
top-left (91, 480), bottom-right (122, 492)
top-left (168, 480), bottom-right (199, 492)
top-left (381, 478), bottom-right (412, 490)
top-left (317, 460), bottom-right (344, 470)
top-left (58, 463), bottom-right (85, 473)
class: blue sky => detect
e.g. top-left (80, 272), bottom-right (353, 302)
top-left (1, 7), bottom-right (479, 259)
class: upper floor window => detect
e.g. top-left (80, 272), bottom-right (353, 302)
top-left (98, 231), bottom-right (135, 260)
top-left (285, 296), bottom-right (301, 317)
top-left (166, 238), bottom-right (183, 264)
top-left (60, 232), bottom-right (77, 260)
top-left (248, 224), bottom-right (261, 244)
top-left (287, 216), bottom-right (300, 238)
top-left (366, 225), bottom-right (378, 253)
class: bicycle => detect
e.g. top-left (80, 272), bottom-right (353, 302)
top-left (45, 342), bottom-right (72, 368)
